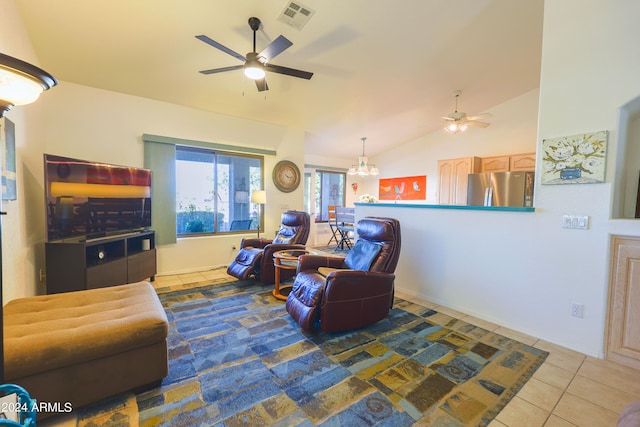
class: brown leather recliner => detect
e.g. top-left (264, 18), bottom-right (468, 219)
top-left (286, 217), bottom-right (401, 332)
top-left (227, 210), bottom-right (310, 285)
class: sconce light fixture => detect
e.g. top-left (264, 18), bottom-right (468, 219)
top-left (0, 53), bottom-right (56, 385)
top-left (0, 52), bottom-right (58, 118)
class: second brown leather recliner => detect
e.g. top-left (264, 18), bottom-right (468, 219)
top-left (227, 210), bottom-right (310, 285)
top-left (286, 217), bottom-right (401, 332)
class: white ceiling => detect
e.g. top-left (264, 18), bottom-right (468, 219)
top-left (15, 0), bottom-right (544, 160)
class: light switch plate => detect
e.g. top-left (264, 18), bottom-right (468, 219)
top-left (562, 215), bottom-right (589, 230)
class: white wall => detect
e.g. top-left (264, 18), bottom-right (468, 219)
top-left (0, 0), bottom-right (308, 300)
top-left (0, 0), bottom-right (50, 300)
top-left (360, 0), bottom-right (640, 357)
top-left (28, 83), bottom-right (307, 277)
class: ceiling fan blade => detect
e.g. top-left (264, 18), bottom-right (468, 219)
top-left (195, 35), bottom-right (246, 63)
top-left (255, 78), bottom-right (269, 92)
top-left (466, 121), bottom-right (490, 128)
top-left (466, 113), bottom-right (492, 121)
top-left (265, 63), bottom-right (313, 80)
top-left (258, 35), bottom-right (293, 62)
top-left (199, 65), bottom-right (244, 75)
top-left (442, 116), bottom-right (456, 121)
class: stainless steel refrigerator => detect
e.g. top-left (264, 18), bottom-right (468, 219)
top-left (467, 171), bottom-right (535, 207)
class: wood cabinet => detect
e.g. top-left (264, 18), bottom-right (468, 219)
top-left (606, 236), bottom-right (640, 369)
top-left (45, 230), bottom-right (156, 294)
top-left (438, 157), bottom-right (481, 205)
top-left (480, 156), bottom-right (510, 173)
top-left (510, 153), bottom-right (536, 171)
top-left (480, 153), bottom-right (537, 173)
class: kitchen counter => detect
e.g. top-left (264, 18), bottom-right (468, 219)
top-left (354, 202), bottom-right (535, 212)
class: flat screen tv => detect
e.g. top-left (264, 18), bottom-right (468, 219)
top-left (44, 154), bottom-right (151, 242)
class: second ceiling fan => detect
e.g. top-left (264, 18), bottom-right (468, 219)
top-left (196, 17), bottom-right (313, 92)
top-left (443, 90), bottom-right (492, 133)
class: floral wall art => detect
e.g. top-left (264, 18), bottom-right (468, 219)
top-left (541, 130), bottom-right (608, 185)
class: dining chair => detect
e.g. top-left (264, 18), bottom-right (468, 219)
top-left (335, 207), bottom-right (355, 250)
top-left (326, 205), bottom-right (340, 246)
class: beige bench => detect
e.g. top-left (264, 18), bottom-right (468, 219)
top-left (4, 281), bottom-right (168, 418)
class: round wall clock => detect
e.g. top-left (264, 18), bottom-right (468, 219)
top-left (273, 160), bottom-right (301, 193)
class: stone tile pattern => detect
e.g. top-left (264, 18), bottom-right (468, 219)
top-left (135, 280), bottom-right (547, 426)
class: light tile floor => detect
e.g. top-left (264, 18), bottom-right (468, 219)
top-left (150, 266), bottom-right (637, 427)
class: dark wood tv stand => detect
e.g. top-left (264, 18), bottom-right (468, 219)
top-left (45, 230), bottom-right (157, 294)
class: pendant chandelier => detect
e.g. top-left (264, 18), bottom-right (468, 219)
top-left (347, 137), bottom-right (379, 176)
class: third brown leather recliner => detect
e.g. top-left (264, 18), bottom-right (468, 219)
top-left (286, 217), bottom-right (401, 332)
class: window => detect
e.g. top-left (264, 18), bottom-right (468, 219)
top-left (311, 170), bottom-right (345, 222)
top-left (176, 146), bottom-right (263, 235)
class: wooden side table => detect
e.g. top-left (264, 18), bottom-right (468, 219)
top-left (272, 249), bottom-right (309, 301)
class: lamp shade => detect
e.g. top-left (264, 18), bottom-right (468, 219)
top-left (251, 190), bottom-right (266, 204)
top-left (0, 53), bottom-right (57, 117)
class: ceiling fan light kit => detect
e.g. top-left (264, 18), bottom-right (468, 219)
top-left (442, 90), bottom-right (491, 134)
top-left (347, 137), bottom-right (379, 176)
top-left (196, 17), bottom-right (313, 92)
top-left (243, 53), bottom-right (265, 80)
top-left (447, 122), bottom-right (467, 134)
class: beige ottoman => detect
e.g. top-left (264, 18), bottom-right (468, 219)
top-left (4, 281), bottom-right (168, 418)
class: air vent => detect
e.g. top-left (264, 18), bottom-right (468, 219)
top-left (277, 1), bottom-right (315, 30)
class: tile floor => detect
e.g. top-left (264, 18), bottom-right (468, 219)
top-left (150, 266), bottom-right (638, 427)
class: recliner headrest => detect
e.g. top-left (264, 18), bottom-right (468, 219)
top-left (357, 218), bottom-right (395, 242)
top-left (281, 211), bottom-right (308, 227)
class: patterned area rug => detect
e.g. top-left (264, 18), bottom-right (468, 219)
top-left (130, 280), bottom-right (548, 426)
top-left (76, 392), bottom-right (139, 427)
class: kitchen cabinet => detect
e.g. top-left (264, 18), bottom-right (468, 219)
top-left (479, 153), bottom-right (536, 173)
top-left (438, 157), bottom-right (481, 205)
top-left (480, 156), bottom-right (510, 173)
top-left (509, 153), bottom-right (536, 171)
top-left (606, 236), bottom-right (640, 370)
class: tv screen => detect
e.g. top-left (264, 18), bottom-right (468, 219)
top-left (44, 154), bottom-right (151, 242)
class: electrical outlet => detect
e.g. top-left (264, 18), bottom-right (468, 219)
top-left (571, 303), bottom-right (584, 318)
top-left (39, 268), bottom-right (46, 282)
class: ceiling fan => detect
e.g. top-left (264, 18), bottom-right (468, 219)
top-left (196, 17), bottom-right (313, 92)
top-left (442, 90), bottom-right (492, 133)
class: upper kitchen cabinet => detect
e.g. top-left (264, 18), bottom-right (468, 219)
top-left (480, 156), bottom-right (510, 173)
top-left (480, 153), bottom-right (536, 173)
top-left (438, 157), bottom-right (481, 205)
top-left (509, 153), bottom-right (537, 171)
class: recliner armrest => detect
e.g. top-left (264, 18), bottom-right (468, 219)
top-left (241, 238), bottom-right (272, 249)
top-left (323, 270), bottom-right (395, 304)
top-left (298, 255), bottom-right (346, 272)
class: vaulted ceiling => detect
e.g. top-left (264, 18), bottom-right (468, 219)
top-left (15, 0), bottom-right (544, 160)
